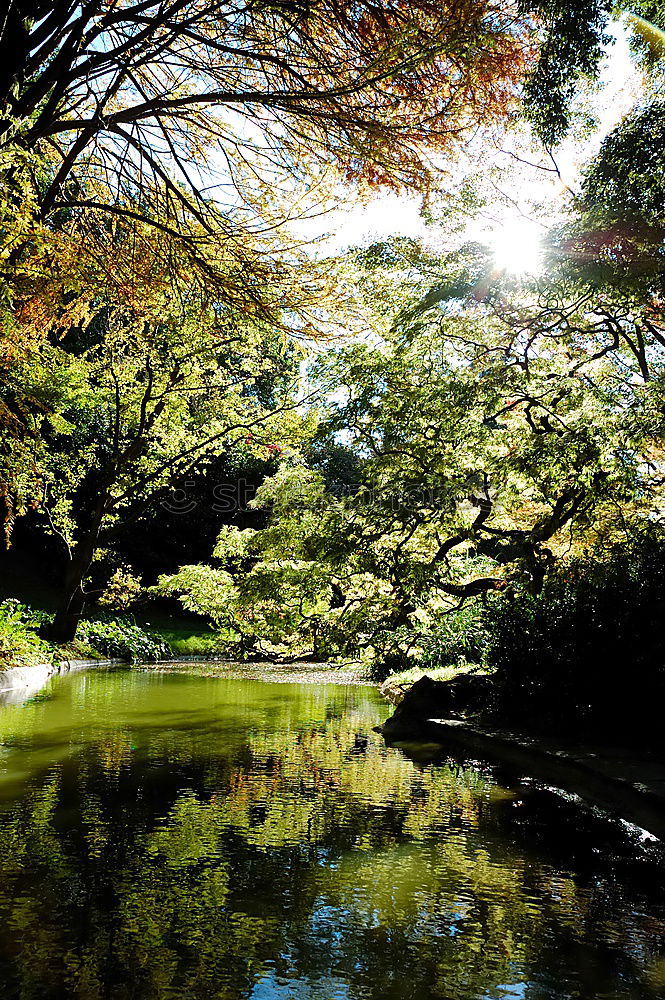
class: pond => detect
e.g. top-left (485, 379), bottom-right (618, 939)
top-left (0, 666), bottom-right (664, 1000)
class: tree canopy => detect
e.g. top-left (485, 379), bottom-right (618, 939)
top-left (1, 0), bottom-right (530, 219)
top-left (3, 0), bottom-right (665, 676)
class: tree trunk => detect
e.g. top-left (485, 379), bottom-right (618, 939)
top-left (45, 580), bottom-right (87, 644)
top-left (0, 4), bottom-right (50, 143)
top-left (43, 527), bottom-right (100, 643)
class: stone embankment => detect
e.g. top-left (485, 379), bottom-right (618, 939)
top-left (0, 658), bottom-right (123, 704)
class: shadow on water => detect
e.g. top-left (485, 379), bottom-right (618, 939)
top-left (0, 666), bottom-right (664, 999)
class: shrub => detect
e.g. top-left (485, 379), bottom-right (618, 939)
top-left (483, 530), bottom-right (665, 734)
top-left (98, 567), bottom-right (143, 610)
top-left (373, 604), bottom-right (491, 682)
top-left (0, 599), bottom-right (54, 667)
top-left (0, 601), bottom-right (171, 667)
top-left (77, 619), bottom-right (171, 663)
top-left (417, 603), bottom-right (491, 670)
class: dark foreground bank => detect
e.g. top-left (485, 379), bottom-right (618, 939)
top-left (378, 674), bottom-right (665, 842)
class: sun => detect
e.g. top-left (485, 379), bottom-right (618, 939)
top-left (488, 217), bottom-right (544, 276)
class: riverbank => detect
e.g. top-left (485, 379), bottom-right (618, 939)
top-left (0, 598), bottom-right (190, 671)
top-left (378, 675), bottom-right (665, 841)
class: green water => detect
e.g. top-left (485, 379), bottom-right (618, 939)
top-left (0, 668), bottom-right (664, 1000)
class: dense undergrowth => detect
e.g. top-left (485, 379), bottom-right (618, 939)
top-left (483, 533), bottom-right (665, 734)
top-left (0, 600), bottom-right (181, 668)
top-left (0, 600), bottom-right (61, 668)
top-left (385, 531), bottom-right (665, 737)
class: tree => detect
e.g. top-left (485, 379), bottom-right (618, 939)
top-left (582, 99), bottom-right (665, 225)
top-left (159, 239), bottom-right (665, 667)
top-left (0, 0), bottom-right (530, 226)
top-left (549, 92), bottom-right (665, 293)
top-left (155, 469), bottom-right (361, 659)
top-left (0, 0), bottom-right (536, 575)
top-left (2, 224), bottom-right (317, 642)
top-left (519, 0), bottom-right (612, 145)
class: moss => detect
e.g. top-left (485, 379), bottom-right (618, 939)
top-left (383, 661), bottom-right (487, 689)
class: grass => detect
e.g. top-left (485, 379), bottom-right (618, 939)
top-left (122, 601), bottom-right (230, 657)
top-left (383, 661), bottom-right (483, 689)
top-left (164, 634), bottom-right (228, 656)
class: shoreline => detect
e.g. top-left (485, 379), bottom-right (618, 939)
top-left (137, 658), bottom-right (372, 685)
top-left (377, 687), bottom-right (665, 842)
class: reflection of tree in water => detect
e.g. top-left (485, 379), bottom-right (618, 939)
top-left (0, 693), bottom-right (665, 999)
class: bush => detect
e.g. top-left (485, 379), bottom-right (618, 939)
top-left (0, 600), bottom-right (172, 667)
top-left (418, 603), bottom-right (490, 670)
top-left (77, 619), bottom-right (171, 663)
top-left (0, 599), bottom-right (54, 667)
top-left (372, 604), bottom-right (490, 682)
top-left (482, 530), bottom-right (665, 734)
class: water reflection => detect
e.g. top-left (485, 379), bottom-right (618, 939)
top-left (0, 667), bottom-right (663, 999)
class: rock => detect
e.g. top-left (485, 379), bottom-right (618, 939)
top-left (379, 672), bottom-right (493, 740)
top-left (379, 678), bottom-right (411, 706)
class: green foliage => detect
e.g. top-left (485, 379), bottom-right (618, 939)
top-left (77, 619), bottom-right (171, 664)
top-left (624, 2), bottom-right (665, 66)
top-left (0, 599), bottom-right (53, 668)
top-left (583, 99), bottom-right (665, 223)
top-left (160, 233), bottom-right (665, 674)
top-left (155, 498), bottom-right (340, 659)
top-left (412, 604), bottom-right (491, 671)
top-left (0, 599), bottom-right (172, 667)
top-left (2, 233), bottom-right (311, 640)
top-left (98, 567), bottom-right (143, 611)
top-left (520, 0), bottom-right (611, 145)
top-left (164, 633), bottom-right (229, 657)
top-left (483, 530), bottom-right (665, 731)
top-left (381, 661), bottom-right (479, 688)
